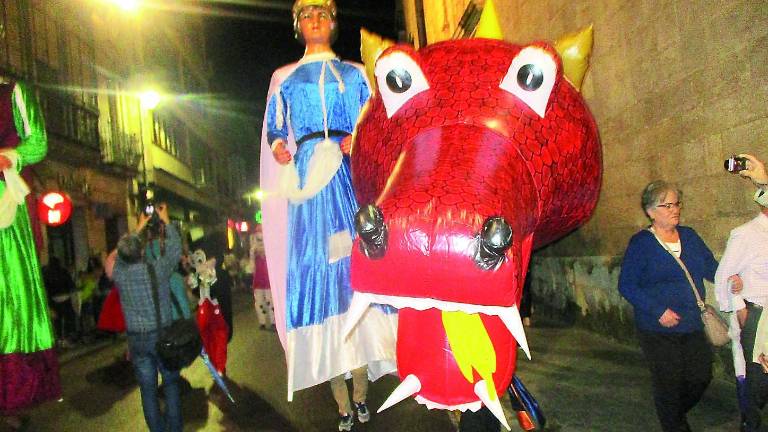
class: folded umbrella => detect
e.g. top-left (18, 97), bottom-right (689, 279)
top-left (507, 375), bottom-right (545, 430)
top-left (201, 349), bottom-right (235, 403)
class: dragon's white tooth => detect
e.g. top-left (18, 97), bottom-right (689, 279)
top-left (378, 374), bottom-right (422, 413)
top-left (474, 380), bottom-right (511, 431)
top-left (499, 305), bottom-right (531, 360)
top-left (342, 292), bottom-right (372, 339)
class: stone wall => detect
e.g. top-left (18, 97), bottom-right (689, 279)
top-left (491, 1), bottom-right (768, 341)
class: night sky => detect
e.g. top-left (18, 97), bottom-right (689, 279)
top-left (200, 0), bottom-right (397, 182)
top-left (205, 0), bottom-right (397, 115)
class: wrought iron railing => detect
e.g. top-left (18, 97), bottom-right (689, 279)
top-left (38, 89), bottom-right (100, 150)
top-left (99, 120), bottom-right (142, 170)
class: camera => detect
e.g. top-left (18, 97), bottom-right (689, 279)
top-left (140, 189), bottom-right (163, 233)
top-left (724, 156), bottom-right (749, 173)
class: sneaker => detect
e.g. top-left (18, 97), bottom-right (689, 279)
top-left (338, 413), bottom-right (353, 431)
top-left (355, 401), bottom-right (371, 423)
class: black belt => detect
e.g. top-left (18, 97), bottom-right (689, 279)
top-left (296, 130), bottom-right (349, 146)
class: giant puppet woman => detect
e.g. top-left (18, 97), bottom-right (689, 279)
top-left (0, 80), bottom-right (60, 428)
top-left (259, 0), bottom-right (396, 428)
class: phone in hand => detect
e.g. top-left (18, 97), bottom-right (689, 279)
top-left (724, 156), bottom-right (748, 173)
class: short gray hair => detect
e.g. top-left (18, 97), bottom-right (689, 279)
top-left (117, 234), bottom-right (144, 264)
top-left (641, 180), bottom-right (683, 214)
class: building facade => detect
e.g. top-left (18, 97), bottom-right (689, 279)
top-left (0, 0), bottom-right (246, 271)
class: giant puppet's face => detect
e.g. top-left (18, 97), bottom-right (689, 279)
top-left (297, 6), bottom-right (334, 46)
top-left (346, 33), bottom-right (602, 422)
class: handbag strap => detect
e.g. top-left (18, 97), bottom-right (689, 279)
top-left (169, 285), bottom-right (184, 318)
top-left (146, 261), bottom-right (163, 331)
top-left (647, 228), bottom-right (706, 312)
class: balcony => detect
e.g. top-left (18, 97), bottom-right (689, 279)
top-left (99, 124), bottom-right (142, 172)
top-left (38, 90), bottom-right (99, 151)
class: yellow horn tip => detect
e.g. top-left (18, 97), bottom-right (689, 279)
top-left (361, 28), bottom-right (395, 92)
top-left (475, 0), bottom-right (504, 40)
top-left (554, 24), bottom-right (595, 91)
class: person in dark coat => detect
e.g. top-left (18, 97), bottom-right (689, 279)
top-left (42, 256), bottom-right (77, 344)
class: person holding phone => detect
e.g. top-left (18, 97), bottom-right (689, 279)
top-left (727, 154), bottom-right (768, 206)
top-left (113, 204), bottom-right (184, 432)
top-left (716, 153), bottom-right (768, 432)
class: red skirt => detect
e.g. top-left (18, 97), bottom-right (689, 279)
top-left (252, 256), bottom-right (270, 290)
top-left (97, 287), bottom-right (126, 333)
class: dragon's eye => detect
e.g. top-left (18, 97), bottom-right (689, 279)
top-left (386, 69), bottom-right (412, 94)
top-left (500, 47), bottom-right (558, 118)
top-left (516, 64), bottom-right (544, 91)
top-left (375, 51), bottom-right (430, 118)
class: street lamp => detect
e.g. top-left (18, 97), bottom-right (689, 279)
top-left (110, 0), bottom-right (140, 12)
top-left (139, 90), bottom-right (161, 111)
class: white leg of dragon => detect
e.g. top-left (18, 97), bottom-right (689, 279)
top-left (378, 374), bottom-right (422, 413)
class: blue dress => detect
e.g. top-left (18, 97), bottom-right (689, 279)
top-left (267, 57), bottom-right (369, 331)
top-left (265, 55), bottom-right (396, 397)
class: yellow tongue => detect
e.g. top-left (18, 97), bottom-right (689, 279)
top-left (442, 310), bottom-right (498, 400)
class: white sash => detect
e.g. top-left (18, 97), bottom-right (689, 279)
top-left (0, 149), bottom-right (29, 229)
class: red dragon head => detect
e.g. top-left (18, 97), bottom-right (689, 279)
top-left (345, 18), bottom-right (601, 427)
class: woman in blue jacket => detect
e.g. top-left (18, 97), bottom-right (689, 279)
top-left (619, 180), bottom-right (718, 432)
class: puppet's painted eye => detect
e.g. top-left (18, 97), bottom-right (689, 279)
top-left (500, 47), bottom-right (558, 118)
top-left (385, 69), bottom-right (412, 94)
top-left (375, 51), bottom-right (430, 118)
top-left (517, 64), bottom-right (544, 91)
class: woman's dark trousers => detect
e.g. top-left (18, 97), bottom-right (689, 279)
top-left (638, 330), bottom-right (713, 432)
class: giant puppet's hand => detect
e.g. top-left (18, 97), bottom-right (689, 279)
top-left (271, 139), bottom-right (293, 165)
top-left (340, 135), bottom-right (353, 155)
top-left (0, 154), bottom-right (11, 171)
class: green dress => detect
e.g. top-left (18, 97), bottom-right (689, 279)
top-left (0, 81), bottom-right (60, 414)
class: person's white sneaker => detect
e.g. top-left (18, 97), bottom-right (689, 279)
top-left (355, 401), bottom-right (371, 423)
top-left (338, 413), bottom-right (353, 431)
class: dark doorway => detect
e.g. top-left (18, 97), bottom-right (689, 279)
top-left (47, 220), bottom-right (75, 268)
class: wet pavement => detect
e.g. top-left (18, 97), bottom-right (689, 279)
top-left (14, 291), bottom-right (746, 431)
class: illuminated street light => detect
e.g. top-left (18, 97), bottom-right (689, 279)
top-left (110, 0), bottom-right (140, 12)
top-left (255, 189), bottom-right (264, 201)
top-left (139, 90), bottom-right (161, 110)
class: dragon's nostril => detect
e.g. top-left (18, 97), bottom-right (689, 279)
top-left (474, 217), bottom-right (513, 270)
top-left (481, 217), bottom-right (513, 253)
top-left (354, 204), bottom-right (387, 259)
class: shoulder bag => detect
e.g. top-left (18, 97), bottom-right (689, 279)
top-left (147, 263), bottom-right (202, 370)
top-left (648, 229), bottom-right (730, 347)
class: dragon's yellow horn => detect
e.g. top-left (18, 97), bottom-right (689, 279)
top-left (554, 25), bottom-right (594, 91)
top-left (361, 28), bottom-right (395, 92)
top-left (475, 0), bottom-right (504, 40)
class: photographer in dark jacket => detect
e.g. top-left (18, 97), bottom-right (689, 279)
top-left (42, 256), bottom-right (77, 345)
top-left (112, 203), bottom-right (183, 432)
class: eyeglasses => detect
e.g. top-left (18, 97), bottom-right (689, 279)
top-left (656, 202), bottom-right (682, 209)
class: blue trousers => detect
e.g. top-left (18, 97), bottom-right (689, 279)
top-left (127, 330), bottom-right (183, 432)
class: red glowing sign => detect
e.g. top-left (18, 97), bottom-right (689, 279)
top-left (38, 192), bottom-right (72, 227)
